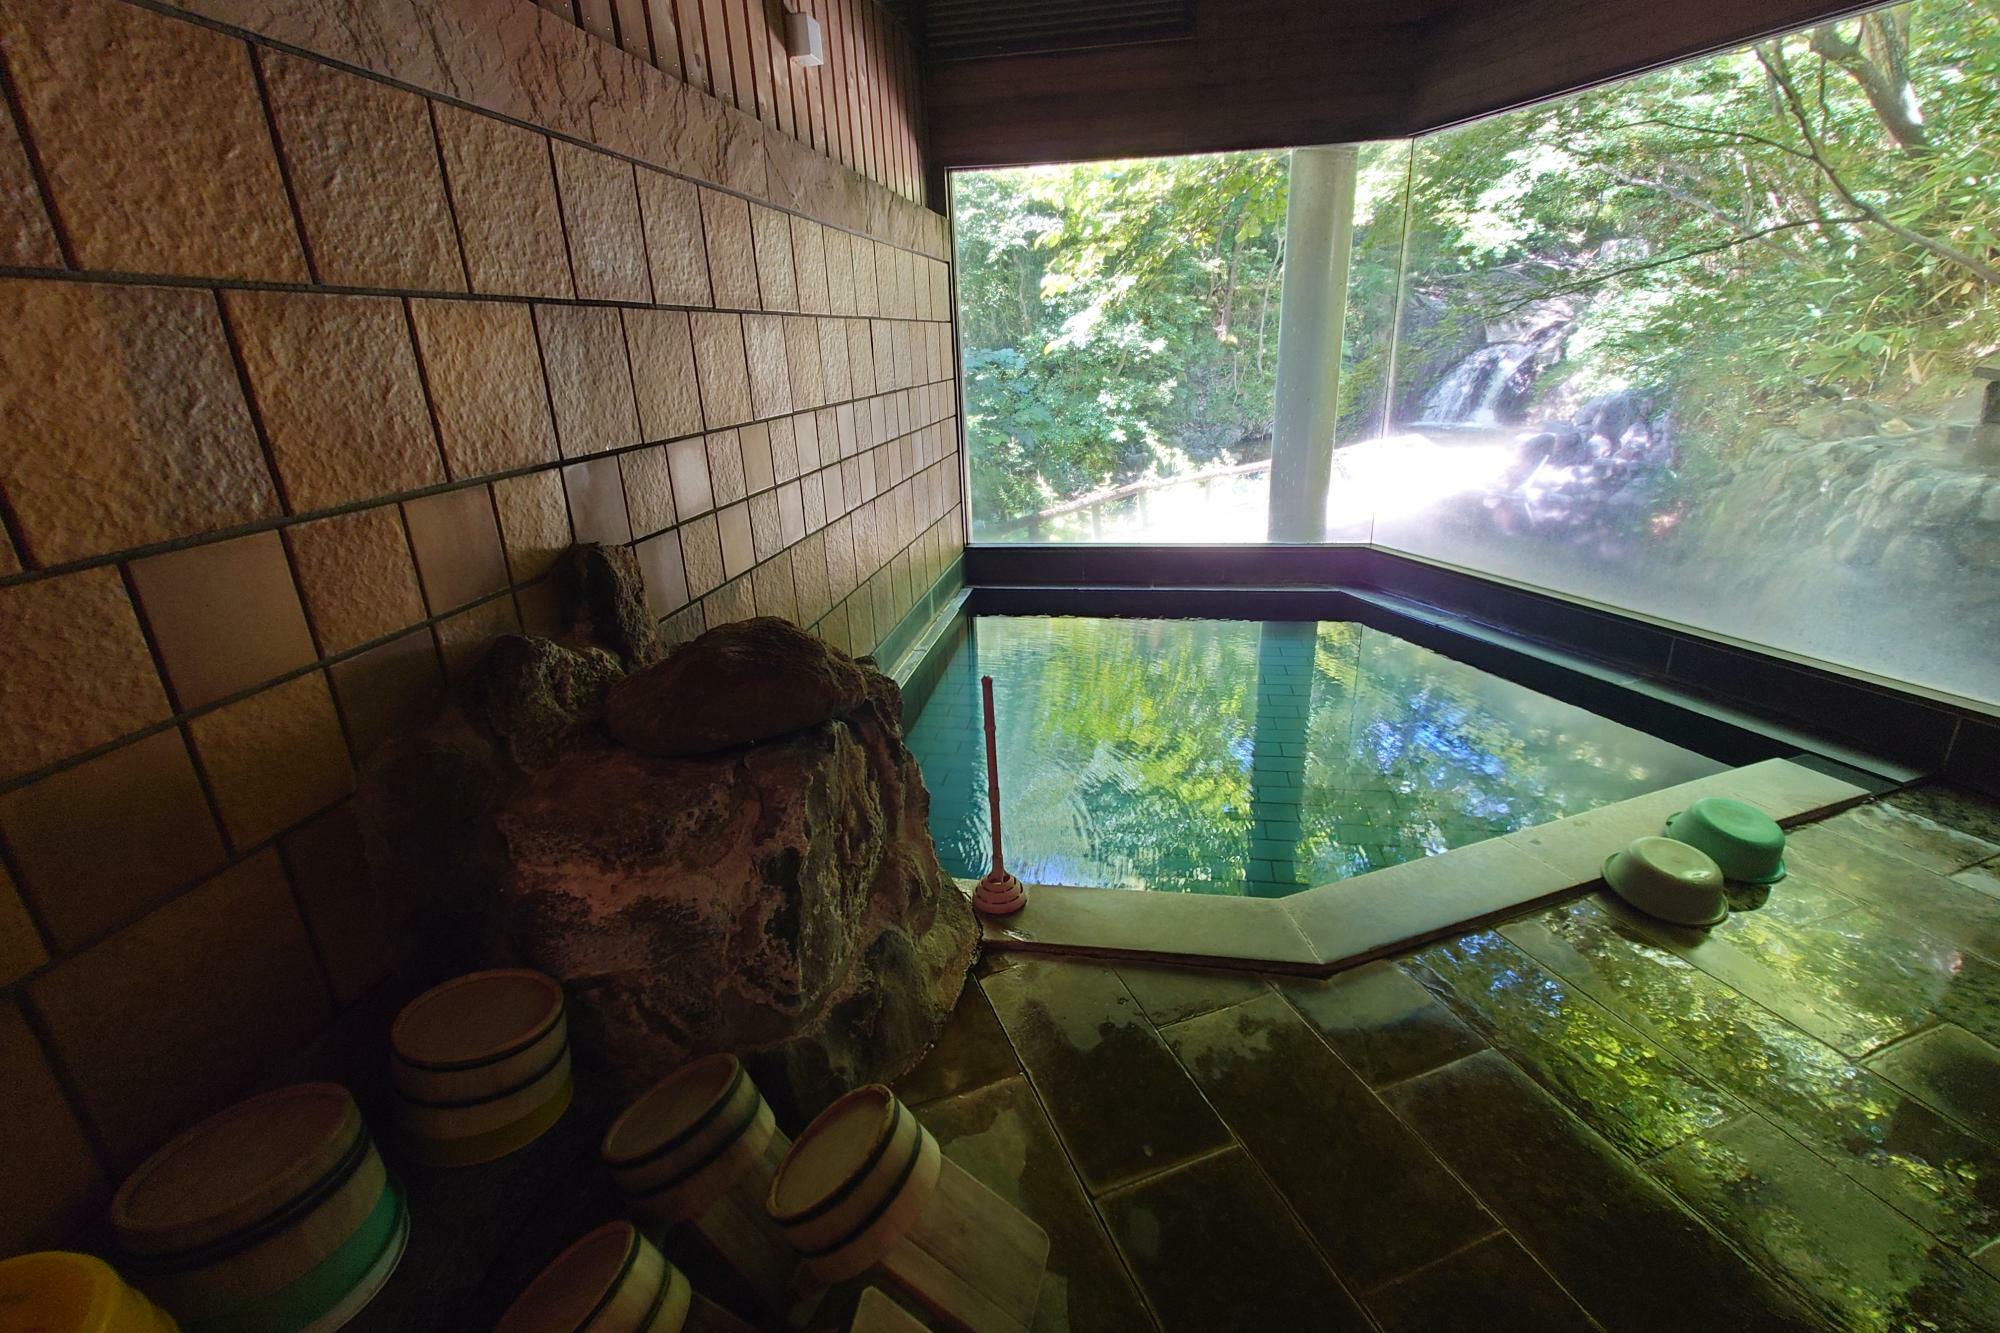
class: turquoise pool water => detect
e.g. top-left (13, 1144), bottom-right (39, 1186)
top-left (904, 616), bottom-right (1726, 896)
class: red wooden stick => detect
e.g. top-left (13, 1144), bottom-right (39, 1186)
top-left (981, 674), bottom-right (1005, 877)
top-left (972, 674), bottom-right (1025, 915)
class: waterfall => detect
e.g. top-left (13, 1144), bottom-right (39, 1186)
top-left (1416, 320), bottom-right (1568, 427)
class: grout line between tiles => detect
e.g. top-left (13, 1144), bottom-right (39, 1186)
top-left (969, 967), bottom-right (1169, 1332)
top-left (0, 382), bottom-right (960, 588)
top-left (1353, 1227), bottom-right (1506, 1298)
top-left (426, 99), bottom-right (478, 293)
top-left (0, 48), bottom-right (76, 273)
top-left (1136, 981), bottom-right (1387, 1328)
top-left (245, 43), bottom-right (320, 287)
top-left (1087, 1140), bottom-right (1240, 1205)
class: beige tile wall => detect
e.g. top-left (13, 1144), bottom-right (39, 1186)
top-left (0, 0), bottom-right (961, 1252)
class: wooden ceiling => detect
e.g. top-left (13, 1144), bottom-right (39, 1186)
top-left (904, 0), bottom-right (1881, 169)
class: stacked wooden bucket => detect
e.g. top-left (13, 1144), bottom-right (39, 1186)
top-left (107, 1084), bottom-right (405, 1332)
top-left (850, 1287), bottom-right (933, 1333)
top-left (593, 1061), bottom-right (1049, 1333)
top-left (600, 1055), bottom-right (811, 1324)
top-left (493, 1222), bottom-right (755, 1333)
top-left (0, 1251), bottom-right (178, 1332)
top-left (71, 964), bottom-right (1047, 1333)
top-left (390, 969), bottom-right (573, 1166)
top-left (769, 1085), bottom-right (1048, 1333)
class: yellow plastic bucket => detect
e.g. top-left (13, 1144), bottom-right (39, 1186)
top-left (0, 1251), bottom-right (178, 1333)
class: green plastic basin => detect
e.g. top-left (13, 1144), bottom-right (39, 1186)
top-left (1665, 797), bottom-right (1786, 885)
top-left (1604, 836), bottom-right (1729, 928)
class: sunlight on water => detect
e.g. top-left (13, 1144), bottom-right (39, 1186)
top-left (904, 616), bottom-right (1725, 896)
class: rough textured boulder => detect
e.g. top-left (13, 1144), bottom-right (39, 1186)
top-left (361, 553), bottom-right (975, 1121)
top-left (462, 636), bottom-right (623, 770)
top-left (607, 617), bottom-right (869, 756)
top-left (494, 682), bottom-right (972, 1118)
top-left (555, 544), bottom-right (662, 669)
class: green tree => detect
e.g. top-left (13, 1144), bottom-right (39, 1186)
top-left (1387, 0), bottom-right (1999, 441)
top-left (955, 153), bottom-right (1290, 531)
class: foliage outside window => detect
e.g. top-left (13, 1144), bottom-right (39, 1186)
top-left (952, 0), bottom-right (1999, 704)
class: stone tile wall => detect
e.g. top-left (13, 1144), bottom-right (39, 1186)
top-left (0, 0), bottom-right (961, 1252)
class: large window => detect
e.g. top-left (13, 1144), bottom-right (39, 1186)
top-left (955, 151), bottom-right (1288, 542)
top-left (953, 0), bottom-right (2000, 707)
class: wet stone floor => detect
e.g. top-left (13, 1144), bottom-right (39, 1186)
top-left (888, 782), bottom-right (2000, 1332)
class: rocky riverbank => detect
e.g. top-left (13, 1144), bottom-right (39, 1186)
top-left (1689, 400), bottom-right (2000, 607)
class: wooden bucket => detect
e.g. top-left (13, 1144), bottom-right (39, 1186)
top-left (0, 1250), bottom-right (178, 1332)
top-left (494, 1223), bottom-right (757, 1333)
top-left (601, 1055), bottom-right (808, 1320)
top-left (390, 969), bottom-right (572, 1166)
top-left (850, 1287), bottom-right (931, 1332)
top-left (768, 1087), bottom-right (1048, 1333)
top-left (109, 1083), bottom-right (406, 1332)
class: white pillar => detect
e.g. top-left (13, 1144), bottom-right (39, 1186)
top-left (1267, 145), bottom-right (1360, 543)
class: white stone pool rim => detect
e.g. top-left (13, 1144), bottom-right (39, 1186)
top-left (963, 758), bottom-right (1873, 974)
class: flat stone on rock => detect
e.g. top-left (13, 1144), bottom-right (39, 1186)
top-left (461, 635), bottom-right (623, 770)
top-left (606, 616), bottom-right (869, 756)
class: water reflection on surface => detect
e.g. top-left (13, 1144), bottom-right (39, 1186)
top-left (905, 615), bottom-right (1724, 896)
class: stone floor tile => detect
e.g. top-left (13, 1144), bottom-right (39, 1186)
top-left (1097, 1149), bottom-right (1371, 1333)
top-left (1284, 836), bottom-right (1572, 966)
top-left (1866, 1024), bottom-right (2000, 1145)
top-left (1715, 757), bottom-right (1875, 824)
top-left (1113, 963), bottom-right (1268, 1027)
top-left (1784, 822), bottom-right (2000, 968)
top-left (915, 1076), bottom-right (1156, 1333)
top-left (1503, 899), bottom-right (2000, 1253)
top-left (1383, 1051), bottom-right (1821, 1333)
top-left (1957, 861), bottom-right (2000, 903)
top-left (1827, 787), bottom-right (2000, 875)
top-left (1271, 960), bottom-right (1486, 1089)
top-left (983, 957), bottom-right (1230, 1193)
top-left (1162, 993), bottom-right (1496, 1291)
top-left (1706, 860), bottom-right (1859, 929)
top-left (1361, 1234), bottom-right (1599, 1333)
top-left (1651, 1114), bottom-right (2000, 1332)
top-left (1901, 785), bottom-right (2000, 845)
top-left (984, 886), bottom-right (1316, 968)
top-left (894, 973), bottom-right (1021, 1107)
top-left (1700, 889), bottom-right (2000, 1053)
top-left (1500, 775), bottom-right (1727, 883)
top-left (1411, 932), bottom-right (1736, 1158)
top-left (1590, 895), bottom-right (1901, 1057)
top-left (975, 944), bottom-right (1025, 978)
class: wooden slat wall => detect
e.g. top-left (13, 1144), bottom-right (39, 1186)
top-left (922, 0), bottom-right (1425, 169)
top-left (537, 0), bottom-right (925, 203)
top-left (922, 0), bottom-right (1875, 170)
top-left (1412, 0), bottom-right (1877, 130)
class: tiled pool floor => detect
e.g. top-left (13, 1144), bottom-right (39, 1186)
top-left (889, 782), bottom-right (2000, 1332)
top-left (906, 616), bottom-right (1723, 897)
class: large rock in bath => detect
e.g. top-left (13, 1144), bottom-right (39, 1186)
top-left (361, 551), bottom-right (974, 1119)
top-left (492, 675), bottom-right (975, 1117)
top-left (606, 616), bottom-right (869, 756)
